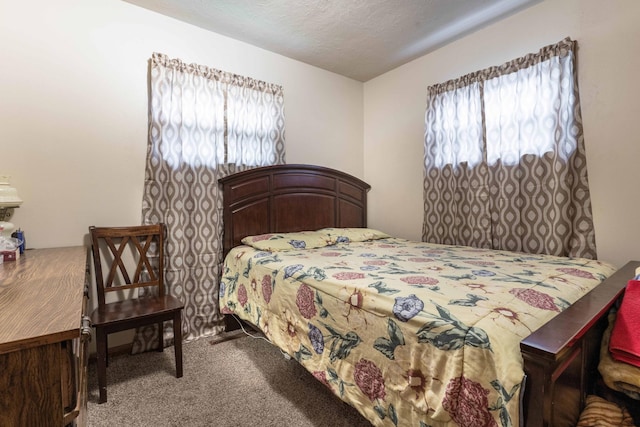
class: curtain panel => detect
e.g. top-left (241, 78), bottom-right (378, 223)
top-left (423, 38), bottom-right (597, 259)
top-left (137, 53), bottom-right (285, 351)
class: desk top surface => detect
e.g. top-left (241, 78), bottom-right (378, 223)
top-left (0, 246), bottom-right (88, 354)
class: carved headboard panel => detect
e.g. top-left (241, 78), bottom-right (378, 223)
top-left (219, 164), bottom-right (371, 256)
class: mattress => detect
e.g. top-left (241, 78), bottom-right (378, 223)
top-left (219, 229), bottom-right (615, 427)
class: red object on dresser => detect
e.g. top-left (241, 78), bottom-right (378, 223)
top-left (609, 279), bottom-right (640, 367)
top-left (1, 249), bottom-right (18, 262)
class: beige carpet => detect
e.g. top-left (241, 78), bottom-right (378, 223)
top-left (87, 333), bottom-right (373, 426)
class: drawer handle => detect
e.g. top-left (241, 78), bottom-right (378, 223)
top-left (81, 315), bottom-right (92, 340)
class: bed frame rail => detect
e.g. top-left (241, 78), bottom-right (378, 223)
top-left (520, 261), bottom-right (636, 426)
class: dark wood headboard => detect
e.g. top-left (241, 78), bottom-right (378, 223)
top-left (219, 164), bottom-right (371, 257)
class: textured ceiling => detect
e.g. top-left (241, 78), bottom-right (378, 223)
top-left (123, 0), bottom-right (540, 82)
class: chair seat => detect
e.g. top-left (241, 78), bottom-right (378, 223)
top-left (90, 295), bottom-right (184, 328)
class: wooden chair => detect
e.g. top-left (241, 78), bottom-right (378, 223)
top-left (89, 223), bottom-right (184, 403)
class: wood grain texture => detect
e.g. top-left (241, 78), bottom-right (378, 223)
top-left (0, 344), bottom-right (61, 426)
top-left (0, 246), bottom-right (89, 426)
top-left (0, 246), bottom-right (88, 354)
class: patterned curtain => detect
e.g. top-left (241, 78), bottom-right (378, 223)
top-left (135, 53), bottom-right (286, 352)
top-left (423, 38), bottom-right (597, 259)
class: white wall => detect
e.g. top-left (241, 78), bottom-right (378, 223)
top-left (0, 0), bottom-right (363, 250)
top-left (364, 0), bottom-right (640, 268)
top-left (2, 0), bottom-right (637, 270)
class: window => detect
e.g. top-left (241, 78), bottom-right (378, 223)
top-left (427, 52), bottom-right (576, 169)
top-left (149, 53), bottom-right (285, 171)
top-left (483, 55), bottom-right (574, 166)
top-left (139, 53), bottom-right (286, 348)
top-left (422, 38), bottom-right (597, 259)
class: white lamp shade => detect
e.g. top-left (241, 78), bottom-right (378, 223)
top-left (0, 175), bottom-right (22, 208)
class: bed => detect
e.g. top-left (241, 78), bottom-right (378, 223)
top-left (217, 164), bottom-right (631, 427)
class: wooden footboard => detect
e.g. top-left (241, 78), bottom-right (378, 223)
top-left (520, 261), bottom-right (637, 427)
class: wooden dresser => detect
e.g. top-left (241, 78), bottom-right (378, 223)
top-left (0, 246), bottom-right (90, 426)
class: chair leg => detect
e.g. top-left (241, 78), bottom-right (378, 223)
top-left (157, 321), bottom-right (164, 352)
top-left (105, 333), bottom-right (109, 367)
top-left (96, 328), bottom-right (108, 404)
top-left (173, 311), bottom-right (183, 378)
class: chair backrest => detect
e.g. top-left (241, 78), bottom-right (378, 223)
top-left (89, 224), bottom-right (166, 307)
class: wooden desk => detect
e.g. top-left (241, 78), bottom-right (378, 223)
top-left (0, 246), bottom-right (90, 427)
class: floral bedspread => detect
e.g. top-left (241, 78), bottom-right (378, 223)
top-left (219, 231), bottom-right (615, 427)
